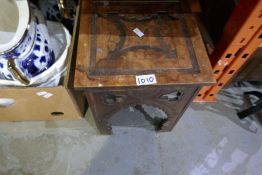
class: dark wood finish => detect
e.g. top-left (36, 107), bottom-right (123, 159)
top-left (74, 0), bottom-right (215, 134)
top-left (85, 86), bottom-right (199, 134)
top-left (89, 7), bottom-right (199, 75)
top-left (75, 0), bottom-right (214, 88)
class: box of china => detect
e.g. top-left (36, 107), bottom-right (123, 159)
top-left (0, 0), bottom-right (85, 121)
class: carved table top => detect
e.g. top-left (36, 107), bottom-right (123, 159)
top-left (74, 0), bottom-right (215, 88)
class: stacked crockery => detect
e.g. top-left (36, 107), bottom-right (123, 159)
top-left (0, 0), bottom-right (54, 85)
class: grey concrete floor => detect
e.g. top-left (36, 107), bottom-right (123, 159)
top-left (0, 82), bottom-right (261, 175)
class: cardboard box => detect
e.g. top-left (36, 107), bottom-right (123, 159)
top-left (0, 2), bottom-right (84, 121)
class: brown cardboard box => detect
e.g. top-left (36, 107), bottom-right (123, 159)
top-left (0, 2), bottom-right (84, 121)
top-left (0, 87), bottom-right (81, 121)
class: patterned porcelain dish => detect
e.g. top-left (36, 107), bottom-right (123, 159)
top-left (0, 0), bottom-right (54, 84)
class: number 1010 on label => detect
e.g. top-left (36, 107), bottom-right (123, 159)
top-left (135, 74), bottom-right (157, 86)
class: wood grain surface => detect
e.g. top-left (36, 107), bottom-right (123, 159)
top-left (74, 0), bottom-right (215, 88)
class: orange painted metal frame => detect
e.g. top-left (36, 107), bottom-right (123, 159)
top-left (194, 0), bottom-right (262, 102)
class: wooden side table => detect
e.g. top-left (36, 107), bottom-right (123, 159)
top-left (74, 0), bottom-right (215, 134)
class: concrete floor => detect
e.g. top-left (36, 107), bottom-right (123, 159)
top-left (0, 82), bottom-right (261, 175)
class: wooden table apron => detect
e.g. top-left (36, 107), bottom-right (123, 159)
top-left (85, 85), bottom-right (200, 134)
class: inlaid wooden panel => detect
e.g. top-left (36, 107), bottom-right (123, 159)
top-left (74, 0), bottom-right (215, 88)
top-left (89, 10), bottom-right (199, 75)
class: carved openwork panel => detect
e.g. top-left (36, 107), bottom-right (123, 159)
top-left (160, 90), bottom-right (183, 101)
top-left (86, 86), bottom-right (198, 134)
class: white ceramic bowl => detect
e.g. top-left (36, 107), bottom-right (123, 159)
top-left (0, 0), bottom-right (55, 84)
top-left (0, 0), bottom-right (30, 53)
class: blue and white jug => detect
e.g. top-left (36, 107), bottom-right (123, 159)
top-left (0, 0), bottom-right (55, 84)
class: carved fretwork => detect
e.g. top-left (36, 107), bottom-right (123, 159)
top-left (85, 87), bottom-right (199, 134)
top-left (160, 91), bottom-right (183, 101)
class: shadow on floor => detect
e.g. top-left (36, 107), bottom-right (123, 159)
top-left (191, 82), bottom-right (262, 134)
top-left (83, 127), bottom-right (161, 175)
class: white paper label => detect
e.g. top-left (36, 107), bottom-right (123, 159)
top-left (133, 28), bottom-right (144, 37)
top-left (36, 91), bottom-right (48, 96)
top-left (136, 74), bottom-right (157, 86)
top-left (43, 93), bottom-right (53, 99)
top-left (36, 91), bottom-right (53, 99)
